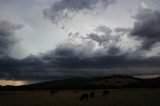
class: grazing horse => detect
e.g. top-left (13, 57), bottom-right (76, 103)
top-left (49, 90), bottom-right (57, 95)
top-left (80, 93), bottom-right (88, 101)
top-left (103, 90), bottom-right (110, 96)
top-left (90, 91), bottom-right (95, 98)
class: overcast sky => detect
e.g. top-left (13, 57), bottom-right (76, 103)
top-left (0, 0), bottom-right (160, 85)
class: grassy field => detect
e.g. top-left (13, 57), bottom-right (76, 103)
top-left (0, 89), bottom-right (160, 106)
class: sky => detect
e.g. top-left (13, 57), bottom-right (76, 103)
top-left (0, 0), bottom-right (160, 85)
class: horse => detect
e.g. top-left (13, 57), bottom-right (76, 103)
top-left (90, 91), bottom-right (95, 98)
top-left (80, 93), bottom-right (88, 101)
top-left (103, 89), bottom-right (110, 96)
top-left (49, 90), bottom-right (58, 95)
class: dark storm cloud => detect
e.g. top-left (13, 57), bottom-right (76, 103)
top-left (44, 0), bottom-right (116, 23)
top-left (1, 21), bottom-right (160, 81)
top-left (0, 55), bottom-right (47, 80)
top-left (2, 6), bottom-right (160, 81)
top-left (0, 18), bottom-right (41, 73)
top-left (43, 42), bottom-right (160, 69)
top-left (1, 22), bottom-right (160, 81)
top-left (2, 50), bottom-right (160, 81)
top-left (1, 46), bottom-right (160, 81)
top-left (0, 18), bottom-right (22, 58)
top-left (44, 49), bottom-right (127, 69)
top-left (40, 23), bottom-right (159, 70)
top-left (131, 9), bottom-right (160, 50)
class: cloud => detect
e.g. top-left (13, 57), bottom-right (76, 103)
top-left (38, 41), bottom-right (160, 79)
top-left (2, 23), bottom-right (160, 81)
top-left (1, 19), bottom-right (160, 81)
top-left (1, 5), bottom-right (160, 81)
top-left (131, 9), bottom-right (160, 50)
top-left (44, 0), bottom-right (116, 23)
top-left (87, 26), bottom-right (121, 45)
top-left (43, 34), bottom-right (159, 69)
top-left (39, 24), bottom-right (160, 70)
top-left (1, 53), bottom-right (160, 81)
top-left (0, 55), bottom-right (47, 81)
top-left (0, 17), bottom-right (22, 58)
top-left (0, 24), bottom-right (138, 81)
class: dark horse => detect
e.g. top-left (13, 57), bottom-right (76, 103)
top-left (90, 91), bottom-right (95, 98)
top-left (103, 90), bottom-right (110, 96)
top-left (80, 93), bottom-right (88, 101)
top-left (49, 90), bottom-right (58, 95)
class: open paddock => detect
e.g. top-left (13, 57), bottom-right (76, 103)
top-left (0, 89), bottom-right (160, 106)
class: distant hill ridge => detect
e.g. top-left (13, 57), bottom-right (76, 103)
top-left (1, 75), bottom-right (160, 90)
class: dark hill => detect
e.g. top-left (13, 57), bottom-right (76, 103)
top-left (25, 75), bottom-right (160, 90)
top-left (1, 75), bottom-right (160, 91)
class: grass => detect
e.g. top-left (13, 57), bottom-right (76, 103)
top-left (0, 89), bottom-right (160, 106)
